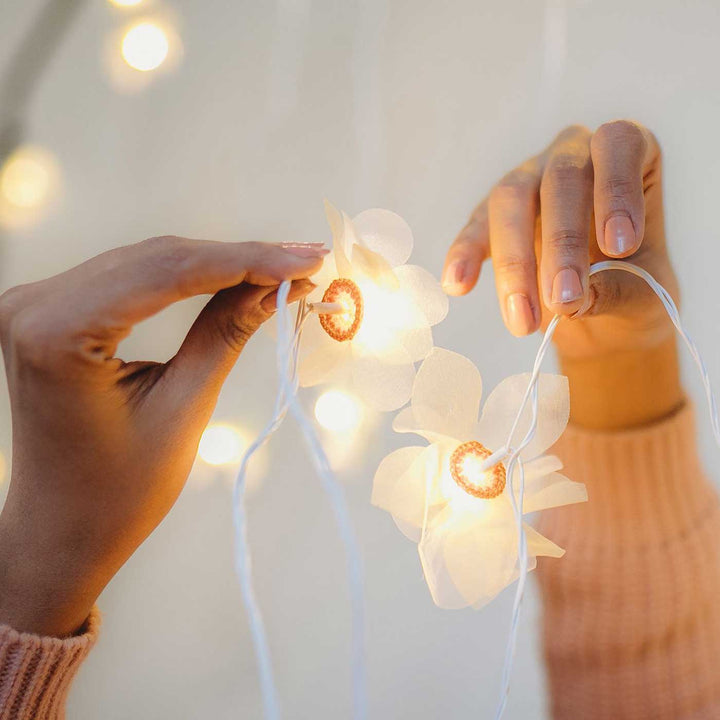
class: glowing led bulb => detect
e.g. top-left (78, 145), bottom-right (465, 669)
top-left (314, 390), bottom-right (363, 434)
top-left (450, 441), bottom-right (506, 499)
top-left (121, 22), bottom-right (169, 71)
top-left (198, 423), bottom-right (246, 466)
top-left (0, 148), bottom-right (54, 209)
top-left (319, 279), bottom-right (363, 342)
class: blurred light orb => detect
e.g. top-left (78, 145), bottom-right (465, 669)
top-left (109, 0), bottom-right (144, 6)
top-left (198, 423), bottom-right (246, 466)
top-left (121, 22), bottom-right (169, 72)
top-left (314, 390), bottom-right (363, 434)
top-left (0, 148), bottom-right (54, 209)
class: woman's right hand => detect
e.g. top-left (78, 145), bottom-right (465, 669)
top-left (0, 236), bottom-right (326, 638)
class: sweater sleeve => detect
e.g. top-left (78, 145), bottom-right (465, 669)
top-left (538, 402), bottom-right (720, 720)
top-left (0, 608), bottom-right (100, 720)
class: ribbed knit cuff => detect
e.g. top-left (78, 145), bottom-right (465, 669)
top-left (538, 402), bottom-right (720, 720)
top-left (0, 608), bottom-right (100, 720)
top-left (542, 401), bottom-right (718, 547)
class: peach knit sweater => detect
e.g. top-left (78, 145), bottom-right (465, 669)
top-left (2, 404), bottom-right (720, 719)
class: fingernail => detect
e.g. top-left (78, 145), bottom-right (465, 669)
top-left (442, 260), bottom-right (467, 292)
top-left (505, 293), bottom-right (535, 336)
top-left (282, 246), bottom-right (330, 258)
top-left (604, 216), bottom-right (636, 256)
top-left (551, 268), bottom-right (583, 305)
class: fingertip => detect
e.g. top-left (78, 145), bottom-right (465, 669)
top-left (441, 257), bottom-right (480, 296)
top-left (600, 214), bottom-right (640, 258)
top-left (504, 292), bottom-right (538, 337)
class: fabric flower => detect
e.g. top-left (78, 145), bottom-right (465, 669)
top-left (372, 348), bottom-right (587, 609)
top-left (297, 201), bottom-right (448, 411)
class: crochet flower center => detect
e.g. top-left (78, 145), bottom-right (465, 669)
top-left (450, 440), bottom-right (506, 499)
top-left (319, 278), bottom-right (364, 342)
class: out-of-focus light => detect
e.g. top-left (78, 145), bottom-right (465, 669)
top-left (198, 423), bottom-right (247, 466)
top-left (109, 0), bottom-right (144, 6)
top-left (314, 390), bottom-right (363, 435)
top-left (0, 148), bottom-right (54, 210)
top-left (121, 22), bottom-right (169, 72)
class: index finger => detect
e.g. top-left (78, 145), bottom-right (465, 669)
top-left (10, 237), bottom-right (327, 353)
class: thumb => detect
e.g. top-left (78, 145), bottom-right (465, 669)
top-left (167, 278), bottom-right (315, 404)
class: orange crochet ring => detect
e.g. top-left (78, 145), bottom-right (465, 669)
top-left (319, 278), bottom-right (364, 342)
top-left (450, 440), bottom-right (506, 499)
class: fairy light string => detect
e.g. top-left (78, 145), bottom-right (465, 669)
top-left (232, 283), bottom-right (366, 720)
top-left (492, 259), bottom-right (720, 719)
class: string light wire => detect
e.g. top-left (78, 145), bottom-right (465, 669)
top-left (494, 259), bottom-right (720, 718)
top-left (232, 282), bottom-right (366, 720)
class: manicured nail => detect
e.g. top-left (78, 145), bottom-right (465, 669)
top-left (442, 259), bottom-right (467, 292)
top-left (505, 293), bottom-right (534, 336)
top-left (604, 216), bottom-right (635, 256)
top-left (282, 246), bottom-right (330, 258)
top-left (551, 268), bottom-right (583, 305)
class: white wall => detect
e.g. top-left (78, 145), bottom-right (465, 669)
top-left (2, 0), bottom-right (720, 717)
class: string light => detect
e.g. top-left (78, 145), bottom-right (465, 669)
top-left (121, 22), bottom-right (169, 72)
top-left (450, 441), bottom-right (506, 499)
top-left (314, 390), bottom-right (364, 434)
top-left (0, 146), bottom-right (56, 210)
top-left (198, 423), bottom-right (247, 466)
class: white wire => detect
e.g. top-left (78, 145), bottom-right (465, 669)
top-left (232, 282), bottom-right (367, 720)
top-left (494, 259), bottom-right (720, 718)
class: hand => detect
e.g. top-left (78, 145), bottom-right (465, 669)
top-left (0, 236), bottom-right (326, 637)
top-left (443, 122), bottom-right (683, 428)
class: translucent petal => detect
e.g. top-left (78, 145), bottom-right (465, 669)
top-left (521, 471), bottom-right (587, 514)
top-left (524, 523), bottom-right (565, 558)
top-left (372, 444), bottom-right (443, 528)
top-left (351, 243), bottom-right (399, 290)
top-left (522, 454), bottom-right (563, 480)
top-left (324, 200), bottom-right (352, 277)
top-left (475, 373), bottom-right (569, 458)
top-left (398, 324), bottom-right (434, 363)
top-left (394, 515), bottom-right (422, 542)
top-left (391, 406), bottom-right (456, 444)
top-left (297, 338), bottom-right (350, 387)
top-left (419, 503), bottom-right (518, 609)
top-left (409, 348), bottom-right (483, 441)
top-left (349, 343), bottom-right (415, 411)
top-left (394, 264), bottom-right (449, 327)
top-left (352, 208), bottom-right (414, 267)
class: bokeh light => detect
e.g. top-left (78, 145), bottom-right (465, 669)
top-left (198, 423), bottom-right (247, 466)
top-left (108, 0), bottom-right (144, 6)
top-left (121, 22), bottom-right (169, 72)
top-left (314, 390), bottom-right (364, 435)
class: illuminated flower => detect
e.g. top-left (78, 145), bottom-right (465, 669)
top-left (372, 348), bottom-right (587, 609)
top-left (297, 201), bottom-right (448, 411)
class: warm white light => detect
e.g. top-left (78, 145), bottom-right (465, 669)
top-left (109, 0), bottom-right (143, 6)
top-left (0, 148), bottom-right (53, 209)
top-left (314, 390), bottom-right (363, 434)
top-left (198, 423), bottom-right (246, 466)
top-left (121, 22), bottom-right (169, 71)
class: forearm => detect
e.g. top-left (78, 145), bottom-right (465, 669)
top-left (538, 396), bottom-right (720, 719)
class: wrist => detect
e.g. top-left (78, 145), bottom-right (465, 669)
top-left (557, 335), bottom-right (684, 431)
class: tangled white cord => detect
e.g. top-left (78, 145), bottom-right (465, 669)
top-left (494, 259), bottom-right (720, 719)
top-left (232, 281), bottom-right (367, 720)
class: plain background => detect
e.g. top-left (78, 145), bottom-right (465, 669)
top-left (1, 0), bottom-right (720, 717)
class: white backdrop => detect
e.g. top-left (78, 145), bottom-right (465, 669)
top-left (1, 0), bottom-right (720, 718)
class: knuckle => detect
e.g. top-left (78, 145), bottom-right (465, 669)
top-left (544, 154), bottom-right (590, 188)
top-left (545, 228), bottom-right (586, 253)
top-left (489, 180), bottom-right (529, 209)
top-left (10, 311), bottom-right (57, 368)
top-left (494, 254), bottom-right (535, 278)
top-left (555, 124), bottom-right (592, 144)
top-left (218, 314), bottom-right (259, 355)
top-left (602, 175), bottom-right (638, 200)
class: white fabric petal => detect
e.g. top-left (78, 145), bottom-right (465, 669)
top-left (398, 324), bottom-right (434, 363)
top-left (524, 523), bottom-right (565, 558)
top-left (394, 264), bottom-right (449, 327)
top-left (475, 373), bottom-right (569, 459)
top-left (521, 454), bottom-right (564, 480)
top-left (372, 444), bottom-right (443, 528)
top-left (409, 348), bottom-right (483, 442)
top-left (323, 200), bottom-right (352, 277)
top-left (297, 339), bottom-right (351, 387)
top-left (351, 243), bottom-right (399, 290)
top-left (391, 406), bottom-right (457, 444)
top-left (521, 471), bottom-right (588, 514)
top-left (349, 343), bottom-right (415, 411)
top-left (419, 502), bottom-right (518, 609)
top-left (352, 208), bottom-right (414, 267)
